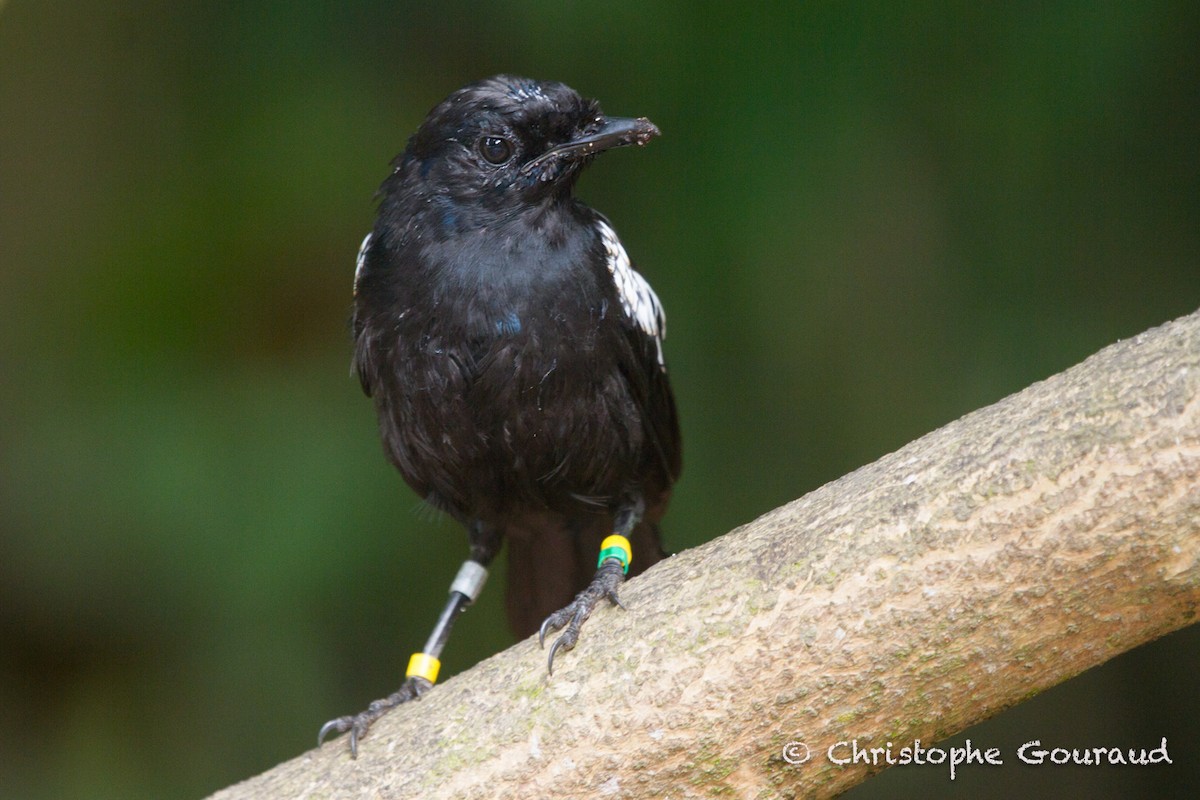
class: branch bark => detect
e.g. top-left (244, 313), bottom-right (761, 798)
top-left (211, 309), bottom-right (1200, 800)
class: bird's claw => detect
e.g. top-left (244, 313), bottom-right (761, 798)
top-left (538, 560), bottom-right (625, 674)
top-left (317, 714), bottom-right (369, 759)
top-left (317, 676), bottom-right (432, 758)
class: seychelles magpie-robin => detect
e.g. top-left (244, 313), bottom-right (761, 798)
top-left (318, 75), bottom-right (681, 756)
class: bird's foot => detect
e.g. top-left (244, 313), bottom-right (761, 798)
top-left (317, 676), bottom-right (432, 757)
top-left (538, 559), bottom-right (626, 674)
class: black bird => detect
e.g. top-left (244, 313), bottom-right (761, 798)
top-left (319, 75), bottom-right (681, 756)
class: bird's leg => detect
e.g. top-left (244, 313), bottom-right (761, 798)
top-left (318, 520), bottom-right (500, 757)
top-left (316, 570), bottom-right (482, 757)
top-left (539, 497), bottom-right (644, 673)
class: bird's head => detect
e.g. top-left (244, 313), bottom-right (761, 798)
top-left (395, 75), bottom-right (659, 211)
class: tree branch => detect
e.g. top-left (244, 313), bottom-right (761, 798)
top-left (210, 309), bottom-right (1200, 800)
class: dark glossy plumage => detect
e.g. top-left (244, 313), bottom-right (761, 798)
top-left (352, 75), bottom-right (679, 632)
top-left (321, 76), bottom-right (679, 755)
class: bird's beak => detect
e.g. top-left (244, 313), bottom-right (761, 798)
top-left (522, 117), bottom-right (660, 175)
top-left (558, 116), bottom-right (661, 156)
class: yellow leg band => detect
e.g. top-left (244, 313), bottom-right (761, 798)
top-left (406, 652), bottom-right (441, 684)
top-left (598, 534), bottom-right (633, 573)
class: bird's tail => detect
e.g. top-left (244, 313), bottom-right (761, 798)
top-left (504, 512), bottom-right (666, 639)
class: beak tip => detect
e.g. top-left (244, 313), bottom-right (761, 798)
top-left (633, 117), bottom-right (661, 145)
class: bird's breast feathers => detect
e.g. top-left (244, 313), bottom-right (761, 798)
top-left (354, 218), bottom-right (666, 369)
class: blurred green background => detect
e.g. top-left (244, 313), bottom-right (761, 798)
top-left (1, 2), bottom-right (1198, 798)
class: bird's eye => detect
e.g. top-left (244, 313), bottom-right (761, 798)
top-left (479, 136), bottom-right (514, 165)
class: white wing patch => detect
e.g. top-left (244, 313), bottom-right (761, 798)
top-left (353, 232), bottom-right (372, 296)
top-left (597, 220), bottom-right (666, 369)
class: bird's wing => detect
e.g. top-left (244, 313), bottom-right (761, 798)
top-left (351, 231), bottom-right (381, 398)
top-left (596, 219), bottom-right (666, 368)
top-left (595, 218), bottom-right (682, 489)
